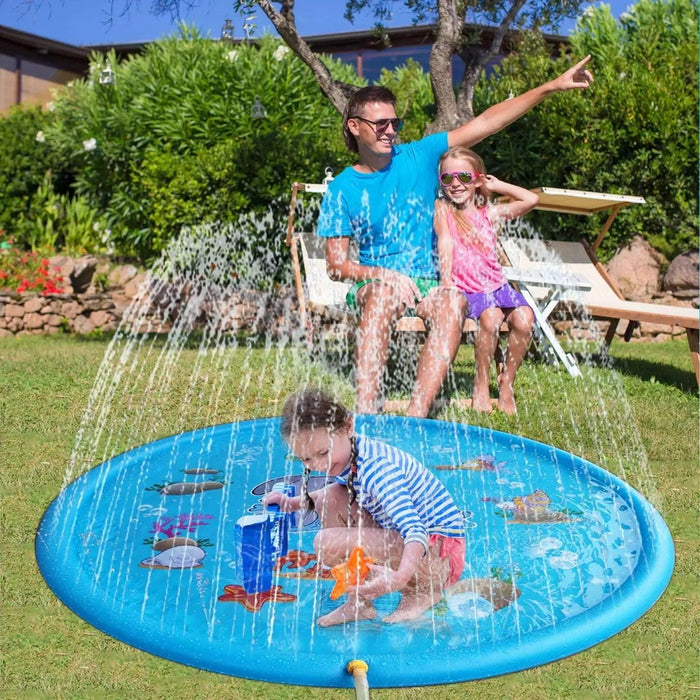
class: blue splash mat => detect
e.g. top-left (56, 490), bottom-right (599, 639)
top-left (35, 415), bottom-right (674, 688)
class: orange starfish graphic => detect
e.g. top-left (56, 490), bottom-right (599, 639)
top-left (274, 549), bottom-right (317, 571)
top-left (218, 584), bottom-right (297, 612)
top-left (329, 546), bottom-right (375, 600)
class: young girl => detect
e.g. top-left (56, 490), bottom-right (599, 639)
top-left (434, 146), bottom-right (539, 415)
top-left (263, 388), bottom-right (466, 627)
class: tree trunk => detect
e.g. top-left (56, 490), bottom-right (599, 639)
top-left (426, 0), bottom-right (465, 133)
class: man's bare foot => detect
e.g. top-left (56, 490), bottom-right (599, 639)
top-left (471, 388), bottom-right (493, 413)
top-left (384, 590), bottom-right (440, 624)
top-left (317, 598), bottom-right (376, 627)
top-left (497, 375), bottom-right (517, 415)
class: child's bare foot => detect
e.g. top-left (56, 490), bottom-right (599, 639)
top-left (384, 590), bottom-right (440, 624)
top-left (497, 375), bottom-right (517, 415)
top-left (317, 598), bottom-right (376, 627)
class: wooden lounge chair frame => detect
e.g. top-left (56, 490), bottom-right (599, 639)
top-left (501, 187), bottom-right (699, 384)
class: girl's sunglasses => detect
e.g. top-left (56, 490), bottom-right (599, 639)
top-left (439, 170), bottom-right (481, 186)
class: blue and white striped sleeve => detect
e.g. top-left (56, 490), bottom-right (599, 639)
top-left (363, 458), bottom-right (429, 552)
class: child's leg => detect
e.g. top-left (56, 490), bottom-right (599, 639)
top-left (314, 523), bottom-right (404, 627)
top-left (498, 305), bottom-right (535, 415)
top-left (383, 540), bottom-right (450, 624)
top-left (473, 307), bottom-right (505, 412)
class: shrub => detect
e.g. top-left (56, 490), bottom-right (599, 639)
top-left (0, 106), bottom-right (70, 246)
top-left (474, 0), bottom-right (698, 259)
top-left (45, 28), bottom-right (357, 260)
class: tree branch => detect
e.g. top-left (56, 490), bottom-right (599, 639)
top-left (255, 0), bottom-right (357, 114)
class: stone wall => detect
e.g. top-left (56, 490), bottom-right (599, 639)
top-left (1, 244), bottom-right (697, 342)
top-left (0, 282), bottom-right (300, 339)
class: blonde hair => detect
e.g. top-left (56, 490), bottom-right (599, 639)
top-left (438, 147), bottom-right (490, 247)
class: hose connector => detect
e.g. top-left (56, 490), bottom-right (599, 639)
top-left (347, 659), bottom-right (370, 700)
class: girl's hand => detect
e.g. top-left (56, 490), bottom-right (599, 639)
top-left (262, 491), bottom-right (295, 512)
top-left (480, 174), bottom-right (503, 196)
top-left (348, 564), bottom-right (409, 600)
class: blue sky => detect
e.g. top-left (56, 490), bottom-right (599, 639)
top-left (0, 0), bottom-right (631, 47)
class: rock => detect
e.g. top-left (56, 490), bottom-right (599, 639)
top-left (70, 255), bottom-right (99, 293)
top-left (24, 312), bottom-right (44, 330)
top-left (49, 255), bottom-right (74, 279)
top-left (117, 264), bottom-right (139, 286)
top-left (0, 328), bottom-right (13, 338)
top-left (663, 250), bottom-right (699, 294)
top-left (23, 296), bottom-right (45, 314)
top-left (124, 272), bottom-right (148, 299)
top-left (606, 236), bottom-right (666, 301)
top-left (89, 310), bottom-right (114, 328)
top-left (72, 314), bottom-right (95, 334)
top-left (60, 301), bottom-right (82, 319)
top-left (4, 304), bottom-right (24, 318)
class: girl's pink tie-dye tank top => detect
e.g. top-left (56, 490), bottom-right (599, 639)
top-left (447, 205), bottom-right (506, 294)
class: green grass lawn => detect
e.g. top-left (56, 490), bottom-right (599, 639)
top-left (1, 333), bottom-right (698, 700)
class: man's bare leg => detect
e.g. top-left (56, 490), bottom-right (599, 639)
top-left (355, 282), bottom-right (403, 414)
top-left (407, 288), bottom-right (467, 418)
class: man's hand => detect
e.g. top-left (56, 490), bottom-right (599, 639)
top-left (552, 55), bottom-right (593, 92)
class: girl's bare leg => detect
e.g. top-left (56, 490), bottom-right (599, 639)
top-left (473, 307), bottom-right (504, 413)
top-left (498, 305), bottom-right (535, 415)
top-left (383, 542), bottom-right (450, 624)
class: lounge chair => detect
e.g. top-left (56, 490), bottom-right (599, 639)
top-left (501, 188), bottom-right (699, 384)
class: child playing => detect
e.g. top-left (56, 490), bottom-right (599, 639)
top-left (434, 146), bottom-right (539, 415)
top-left (263, 388), bottom-right (466, 627)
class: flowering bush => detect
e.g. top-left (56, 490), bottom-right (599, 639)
top-left (0, 232), bottom-right (64, 295)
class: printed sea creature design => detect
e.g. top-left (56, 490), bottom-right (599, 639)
top-left (139, 544), bottom-right (206, 569)
top-left (435, 455), bottom-right (505, 472)
top-left (445, 577), bottom-right (522, 616)
top-left (182, 468), bottom-right (221, 475)
top-left (329, 546), bottom-right (375, 600)
top-left (218, 584), bottom-right (297, 612)
top-left (146, 481), bottom-right (225, 496)
top-left (274, 549), bottom-right (316, 572)
top-left (504, 489), bottom-right (578, 524)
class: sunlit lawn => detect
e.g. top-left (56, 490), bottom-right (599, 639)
top-left (1, 333), bottom-right (697, 699)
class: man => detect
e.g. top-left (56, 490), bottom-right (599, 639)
top-left (316, 56), bottom-right (593, 417)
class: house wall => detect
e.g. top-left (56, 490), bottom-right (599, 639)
top-left (0, 52), bottom-right (81, 112)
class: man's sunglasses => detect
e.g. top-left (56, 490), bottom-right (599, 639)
top-left (352, 116), bottom-right (404, 134)
top-left (439, 170), bottom-right (481, 186)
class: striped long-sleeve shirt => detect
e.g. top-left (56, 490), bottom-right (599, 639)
top-left (334, 435), bottom-right (465, 552)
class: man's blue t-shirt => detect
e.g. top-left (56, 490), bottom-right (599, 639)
top-left (316, 132), bottom-right (448, 279)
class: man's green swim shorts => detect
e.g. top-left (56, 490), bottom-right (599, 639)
top-left (345, 277), bottom-right (439, 316)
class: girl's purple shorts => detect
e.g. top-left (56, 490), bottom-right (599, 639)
top-left (463, 283), bottom-right (529, 320)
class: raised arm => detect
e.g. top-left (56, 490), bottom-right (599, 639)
top-left (481, 176), bottom-right (540, 221)
top-left (448, 55), bottom-right (593, 150)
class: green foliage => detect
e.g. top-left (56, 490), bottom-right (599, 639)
top-left (474, 0), bottom-right (698, 259)
top-left (0, 106), bottom-right (69, 245)
top-left (45, 28), bottom-right (354, 260)
top-left (19, 172), bottom-right (113, 256)
top-left (377, 58), bottom-right (436, 142)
